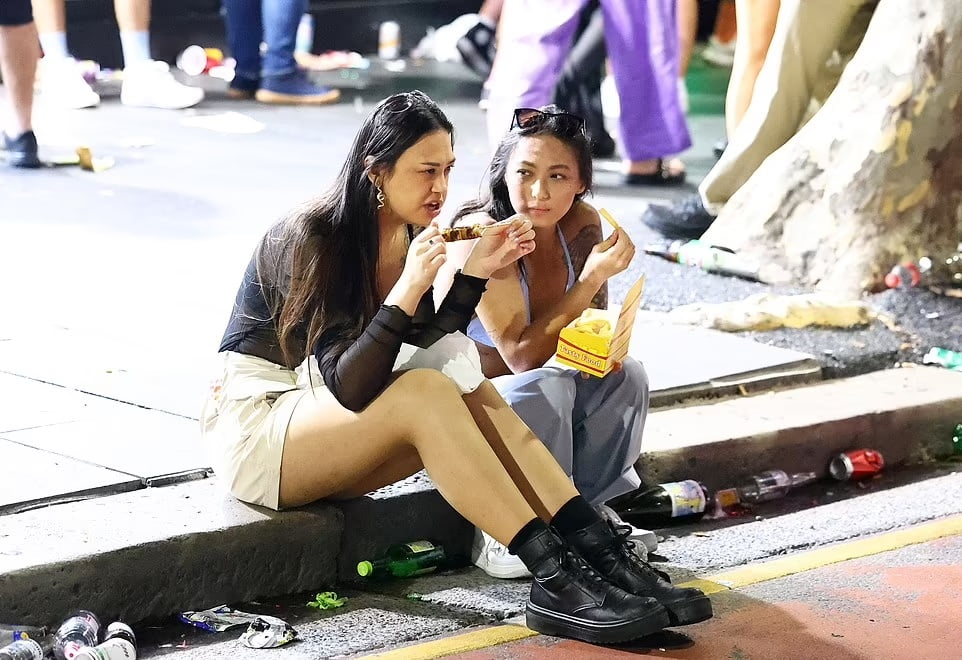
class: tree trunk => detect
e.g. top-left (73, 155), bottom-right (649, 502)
top-left (702, 0), bottom-right (962, 296)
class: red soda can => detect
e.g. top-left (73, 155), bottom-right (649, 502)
top-left (829, 449), bottom-right (885, 481)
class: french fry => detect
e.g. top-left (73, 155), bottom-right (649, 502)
top-left (599, 208), bottom-right (621, 231)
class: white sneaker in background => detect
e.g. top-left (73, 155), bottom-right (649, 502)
top-left (37, 58), bottom-right (101, 109)
top-left (470, 528), bottom-right (532, 579)
top-left (701, 35), bottom-right (736, 68)
top-left (596, 504), bottom-right (658, 555)
top-left (600, 74), bottom-right (620, 119)
top-left (120, 61), bottom-right (204, 109)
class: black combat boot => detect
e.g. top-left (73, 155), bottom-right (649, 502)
top-left (568, 520), bottom-right (714, 626)
top-left (513, 525), bottom-right (669, 644)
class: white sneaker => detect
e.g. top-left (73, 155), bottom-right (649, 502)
top-left (470, 528), bottom-right (531, 579)
top-left (596, 504), bottom-right (658, 555)
top-left (37, 58), bottom-right (101, 109)
top-left (677, 77), bottom-right (689, 113)
top-left (120, 61), bottom-right (204, 109)
top-left (701, 35), bottom-right (735, 68)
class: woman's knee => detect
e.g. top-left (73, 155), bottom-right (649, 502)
top-left (393, 368), bottom-right (464, 400)
top-left (619, 358), bottom-right (650, 400)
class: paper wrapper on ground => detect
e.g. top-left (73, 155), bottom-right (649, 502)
top-left (555, 275), bottom-right (646, 377)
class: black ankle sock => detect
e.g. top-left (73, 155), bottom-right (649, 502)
top-left (507, 517), bottom-right (550, 555)
top-left (550, 496), bottom-right (602, 536)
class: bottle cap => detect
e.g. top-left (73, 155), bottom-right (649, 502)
top-left (357, 561), bottom-right (373, 577)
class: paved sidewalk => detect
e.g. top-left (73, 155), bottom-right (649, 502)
top-left (385, 519), bottom-right (962, 660)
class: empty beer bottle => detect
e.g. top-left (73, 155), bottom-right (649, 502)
top-left (0, 637), bottom-right (50, 660)
top-left (0, 626), bottom-right (46, 649)
top-left (607, 480), bottom-right (708, 527)
top-left (357, 540), bottom-right (447, 579)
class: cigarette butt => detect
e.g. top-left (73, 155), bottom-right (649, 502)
top-left (599, 208), bottom-right (621, 230)
top-left (77, 146), bottom-right (94, 171)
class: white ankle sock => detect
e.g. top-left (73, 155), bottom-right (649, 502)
top-left (39, 31), bottom-right (70, 60)
top-left (120, 30), bottom-right (152, 67)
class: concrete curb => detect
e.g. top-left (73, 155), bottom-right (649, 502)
top-left (3, 367), bottom-right (959, 628)
top-left (640, 366), bottom-right (962, 491)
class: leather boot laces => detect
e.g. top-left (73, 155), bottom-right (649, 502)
top-left (609, 522), bottom-right (671, 582)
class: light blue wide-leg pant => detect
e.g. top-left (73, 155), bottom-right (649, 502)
top-left (491, 357), bottom-right (649, 505)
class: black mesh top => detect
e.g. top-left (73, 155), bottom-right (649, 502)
top-left (219, 222), bottom-right (487, 411)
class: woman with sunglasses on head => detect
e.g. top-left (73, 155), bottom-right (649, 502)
top-left (203, 91), bottom-right (710, 644)
top-left (441, 107), bottom-right (692, 597)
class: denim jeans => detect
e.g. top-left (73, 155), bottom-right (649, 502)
top-left (223, 0), bottom-right (307, 80)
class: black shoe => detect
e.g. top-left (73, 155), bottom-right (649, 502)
top-left (590, 134), bottom-right (617, 159)
top-left (514, 526), bottom-right (670, 644)
top-left (641, 194), bottom-right (716, 240)
top-left (713, 139), bottom-right (728, 159)
top-left (3, 131), bottom-right (42, 169)
top-left (568, 520), bottom-right (714, 626)
top-left (456, 20), bottom-right (496, 79)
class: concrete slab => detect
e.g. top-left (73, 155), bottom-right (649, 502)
top-left (0, 326), bottom-right (209, 419)
top-left (0, 480), bottom-right (342, 627)
top-left (3, 406), bottom-right (209, 481)
top-left (630, 314), bottom-right (821, 406)
top-left (639, 366), bottom-right (962, 490)
top-left (0, 372), bottom-right (122, 433)
top-left (0, 438), bottom-right (141, 514)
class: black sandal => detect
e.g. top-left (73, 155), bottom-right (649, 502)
top-left (623, 158), bottom-right (686, 186)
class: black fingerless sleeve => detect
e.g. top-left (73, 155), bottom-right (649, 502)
top-left (406, 271), bottom-right (488, 348)
top-left (314, 304), bottom-right (412, 411)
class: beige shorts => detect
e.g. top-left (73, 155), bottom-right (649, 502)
top-left (202, 334), bottom-right (484, 509)
top-left (200, 352), bottom-right (306, 510)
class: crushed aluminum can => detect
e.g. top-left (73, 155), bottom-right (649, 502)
top-left (240, 616), bottom-right (297, 649)
top-left (829, 449), bottom-right (885, 481)
top-left (179, 606), bottom-right (264, 632)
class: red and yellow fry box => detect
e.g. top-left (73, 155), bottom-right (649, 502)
top-left (555, 274), bottom-right (646, 377)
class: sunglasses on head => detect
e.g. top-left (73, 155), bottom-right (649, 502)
top-left (511, 107), bottom-right (586, 134)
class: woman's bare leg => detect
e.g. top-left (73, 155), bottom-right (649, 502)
top-left (462, 381), bottom-right (580, 521)
top-left (726, 0), bottom-right (779, 136)
top-left (677, 0), bottom-right (698, 78)
top-left (280, 369), bottom-right (543, 545)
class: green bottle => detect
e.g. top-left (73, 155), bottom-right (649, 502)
top-left (356, 540), bottom-right (447, 579)
top-left (953, 424), bottom-right (962, 455)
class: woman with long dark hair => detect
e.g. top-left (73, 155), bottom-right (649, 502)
top-left (445, 106), bottom-right (664, 582)
top-left (203, 92), bottom-right (709, 644)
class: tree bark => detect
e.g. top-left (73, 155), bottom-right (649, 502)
top-left (702, 0), bottom-right (962, 296)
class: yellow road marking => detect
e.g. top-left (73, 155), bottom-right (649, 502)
top-left (372, 517), bottom-right (962, 659)
top-left (364, 624), bottom-right (537, 660)
top-left (679, 514), bottom-right (962, 592)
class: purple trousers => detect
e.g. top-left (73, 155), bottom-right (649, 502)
top-left (486, 0), bottom-right (690, 161)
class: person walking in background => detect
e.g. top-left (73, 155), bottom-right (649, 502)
top-left (642, 0), bottom-right (872, 239)
top-left (443, 106), bottom-right (656, 579)
top-left (456, 0), bottom-right (504, 79)
top-left (222, 0), bottom-right (339, 105)
top-left (1, 0), bottom-right (42, 168)
top-left (31, 0), bottom-right (204, 109)
top-left (487, 0), bottom-right (690, 186)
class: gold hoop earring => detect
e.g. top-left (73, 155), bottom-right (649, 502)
top-left (375, 184), bottom-right (385, 210)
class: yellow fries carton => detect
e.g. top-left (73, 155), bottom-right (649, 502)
top-left (555, 274), bottom-right (646, 377)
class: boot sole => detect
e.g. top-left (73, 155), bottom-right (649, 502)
top-left (525, 602), bottom-right (670, 644)
top-left (255, 88), bottom-right (341, 105)
top-left (664, 594), bottom-right (714, 626)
